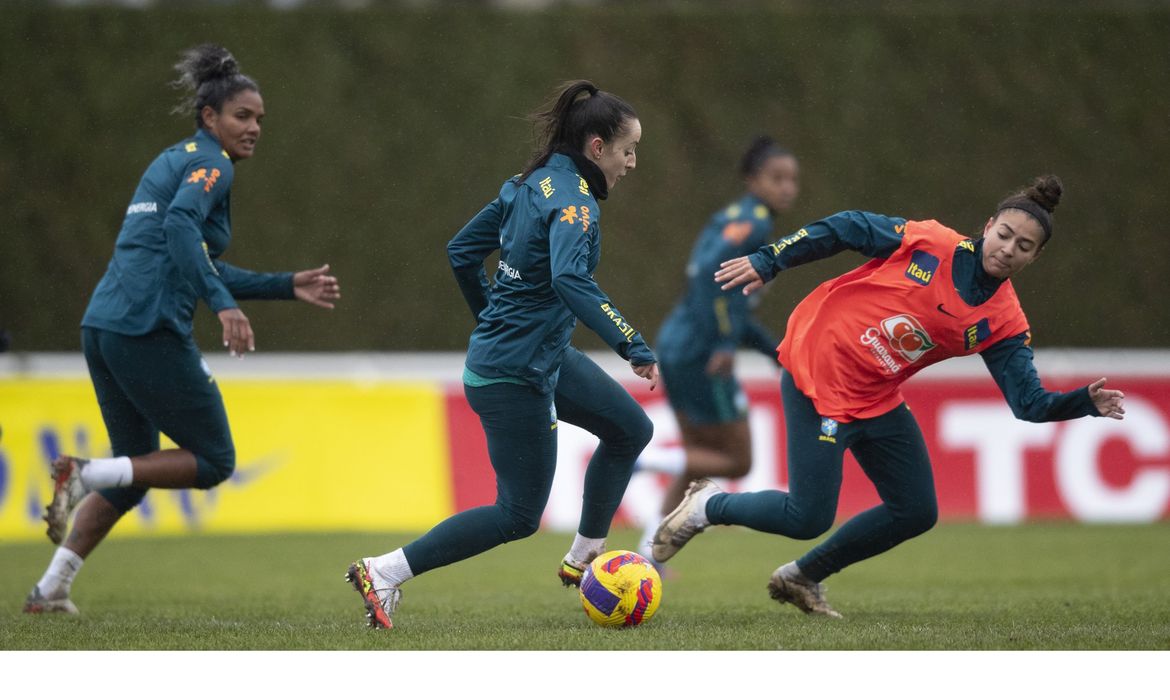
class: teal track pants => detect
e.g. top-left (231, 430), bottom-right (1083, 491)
top-left (81, 327), bottom-right (235, 513)
top-left (403, 348), bottom-right (653, 576)
top-left (705, 370), bottom-right (938, 581)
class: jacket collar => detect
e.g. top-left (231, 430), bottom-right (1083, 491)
top-left (952, 237), bottom-right (1005, 306)
top-left (195, 128), bottom-right (231, 161)
top-left (741, 192), bottom-right (773, 217)
top-left (553, 148), bottom-right (609, 201)
top-left (970, 238), bottom-right (1005, 294)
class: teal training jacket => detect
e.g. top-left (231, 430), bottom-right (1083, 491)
top-left (83, 128), bottom-right (292, 338)
top-left (449, 152), bottom-right (655, 394)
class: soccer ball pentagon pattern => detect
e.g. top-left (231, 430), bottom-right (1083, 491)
top-left (579, 550), bottom-right (662, 628)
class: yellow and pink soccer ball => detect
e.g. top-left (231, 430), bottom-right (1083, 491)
top-left (579, 550), bottom-right (662, 628)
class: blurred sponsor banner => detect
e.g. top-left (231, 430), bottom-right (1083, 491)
top-left (4, 353), bottom-right (1168, 541)
top-left (447, 360), bottom-right (1170, 529)
top-left (0, 371), bottom-right (452, 542)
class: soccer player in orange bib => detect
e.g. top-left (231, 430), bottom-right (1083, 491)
top-left (651, 176), bottom-right (1126, 618)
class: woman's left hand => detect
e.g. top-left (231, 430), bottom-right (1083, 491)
top-left (632, 361), bottom-right (660, 391)
top-left (1089, 377), bottom-right (1125, 420)
top-left (293, 264), bottom-right (341, 309)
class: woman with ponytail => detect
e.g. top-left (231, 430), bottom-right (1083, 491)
top-left (24, 45), bottom-right (341, 615)
top-left (347, 80), bottom-right (657, 629)
top-left (639, 136), bottom-right (800, 569)
top-left (652, 176), bottom-right (1127, 618)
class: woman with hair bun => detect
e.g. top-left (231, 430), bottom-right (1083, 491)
top-left (24, 45), bottom-right (341, 615)
top-left (653, 175), bottom-right (1126, 618)
top-left (638, 136), bottom-right (800, 569)
top-left (346, 80), bottom-right (657, 629)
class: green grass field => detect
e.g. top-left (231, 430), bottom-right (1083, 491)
top-left (2, 523), bottom-right (1168, 651)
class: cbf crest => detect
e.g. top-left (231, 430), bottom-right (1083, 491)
top-left (819, 417), bottom-right (838, 444)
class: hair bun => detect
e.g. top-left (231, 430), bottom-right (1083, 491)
top-left (748, 135), bottom-right (775, 151)
top-left (193, 46), bottom-right (239, 84)
top-left (739, 135), bottom-right (791, 177)
top-left (171, 44), bottom-right (257, 127)
top-left (173, 44), bottom-right (240, 91)
top-left (1028, 174), bottom-right (1063, 213)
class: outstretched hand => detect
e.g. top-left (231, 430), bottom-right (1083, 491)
top-left (1089, 378), bottom-right (1125, 420)
top-left (294, 264), bottom-right (341, 309)
top-left (715, 257), bottom-right (765, 295)
top-left (632, 361), bottom-right (660, 391)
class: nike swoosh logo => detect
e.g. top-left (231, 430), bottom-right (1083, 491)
top-left (228, 455), bottom-right (285, 485)
top-left (937, 303), bottom-right (958, 319)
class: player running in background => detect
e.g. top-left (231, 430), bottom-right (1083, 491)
top-left (346, 80), bottom-right (659, 629)
top-left (638, 136), bottom-right (799, 567)
top-left (23, 45), bottom-right (341, 614)
top-left (652, 175), bottom-right (1126, 618)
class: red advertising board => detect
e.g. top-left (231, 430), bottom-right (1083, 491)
top-left (445, 372), bottom-right (1170, 528)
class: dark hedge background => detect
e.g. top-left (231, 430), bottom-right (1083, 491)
top-left (2, 1), bottom-right (1167, 351)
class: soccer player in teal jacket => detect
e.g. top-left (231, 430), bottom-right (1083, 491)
top-left (347, 81), bottom-right (658, 629)
top-left (640, 137), bottom-right (799, 566)
top-left (24, 45), bottom-right (340, 615)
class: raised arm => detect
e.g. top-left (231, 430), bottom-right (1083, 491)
top-left (716, 211), bottom-right (907, 293)
top-left (213, 260), bottom-right (293, 300)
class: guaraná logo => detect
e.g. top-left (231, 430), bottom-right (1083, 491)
top-left (880, 314), bottom-right (937, 362)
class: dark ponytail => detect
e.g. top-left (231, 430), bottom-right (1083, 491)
top-left (739, 135), bottom-right (792, 178)
top-left (171, 44), bottom-right (259, 129)
top-left (520, 80), bottom-right (637, 182)
top-left (995, 174), bottom-right (1063, 246)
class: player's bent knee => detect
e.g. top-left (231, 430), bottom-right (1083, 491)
top-left (504, 516), bottom-right (542, 541)
top-left (495, 501), bottom-right (543, 541)
top-left (193, 448), bottom-right (236, 489)
top-left (629, 411), bottom-right (654, 451)
top-left (608, 410), bottom-right (653, 454)
top-left (786, 512), bottom-right (835, 540)
top-left (97, 486), bottom-right (148, 515)
top-left (725, 457), bottom-right (752, 480)
top-left (902, 504), bottom-right (939, 538)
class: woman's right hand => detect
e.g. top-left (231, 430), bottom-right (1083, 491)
top-left (715, 256), bottom-right (765, 295)
top-left (218, 308), bottom-right (254, 357)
